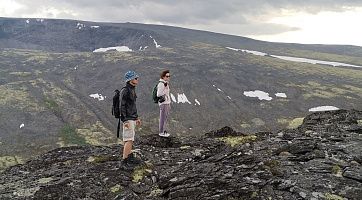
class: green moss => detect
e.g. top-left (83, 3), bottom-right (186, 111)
top-left (60, 125), bottom-right (87, 146)
top-left (251, 191), bottom-right (258, 198)
top-left (87, 155), bottom-right (114, 163)
top-left (331, 165), bottom-right (342, 177)
top-left (357, 120), bottom-right (362, 125)
top-left (37, 177), bottom-right (53, 184)
top-left (218, 135), bottom-right (257, 147)
top-left (63, 160), bottom-right (72, 165)
top-left (25, 54), bottom-right (52, 64)
top-left (102, 52), bottom-right (143, 64)
top-left (180, 146), bottom-right (191, 150)
top-left (247, 53), bottom-right (362, 80)
top-left (132, 165), bottom-right (152, 183)
top-left (324, 193), bottom-right (345, 200)
top-left (0, 84), bottom-right (44, 112)
top-left (189, 42), bottom-right (227, 56)
top-left (110, 184), bottom-right (122, 194)
top-left (0, 156), bottom-right (24, 170)
top-left (277, 118), bottom-right (290, 125)
top-left (264, 160), bottom-right (280, 168)
top-left (252, 118), bottom-right (265, 126)
top-left (264, 160), bottom-right (281, 176)
top-left (148, 188), bottom-right (163, 197)
top-left (44, 98), bottom-right (61, 114)
top-left (270, 48), bottom-right (362, 67)
top-left (240, 123), bottom-right (251, 128)
top-left (77, 121), bottom-right (114, 146)
top-left (286, 82), bottom-right (362, 100)
top-left (287, 118), bottom-right (304, 129)
top-left (9, 72), bottom-right (32, 77)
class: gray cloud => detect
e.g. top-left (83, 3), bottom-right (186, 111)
top-left (2, 0), bottom-right (362, 36)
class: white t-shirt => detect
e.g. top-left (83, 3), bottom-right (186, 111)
top-left (157, 79), bottom-right (171, 105)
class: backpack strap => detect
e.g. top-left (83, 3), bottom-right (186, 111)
top-left (117, 117), bottom-right (121, 138)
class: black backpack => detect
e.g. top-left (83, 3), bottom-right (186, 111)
top-left (112, 89), bottom-right (121, 118)
top-left (112, 87), bottom-right (126, 138)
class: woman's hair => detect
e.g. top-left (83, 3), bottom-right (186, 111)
top-left (160, 70), bottom-right (170, 78)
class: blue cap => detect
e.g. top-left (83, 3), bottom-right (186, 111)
top-left (124, 71), bottom-right (139, 82)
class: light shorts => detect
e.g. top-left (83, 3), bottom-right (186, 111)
top-left (122, 120), bottom-right (136, 142)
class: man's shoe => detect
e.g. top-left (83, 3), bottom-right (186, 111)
top-left (128, 153), bottom-right (142, 165)
top-left (120, 157), bottom-right (133, 170)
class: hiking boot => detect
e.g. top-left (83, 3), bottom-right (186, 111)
top-left (159, 131), bottom-right (170, 137)
top-left (128, 153), bottom-right (142, 165)
top-left (120, 157), bottom-right (134, 170)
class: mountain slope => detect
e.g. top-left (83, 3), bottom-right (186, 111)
top-left (0, 17), bottom-right (362, 170)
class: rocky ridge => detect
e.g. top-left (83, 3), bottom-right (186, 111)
top-left (0, 109), bottom-right (361, 199)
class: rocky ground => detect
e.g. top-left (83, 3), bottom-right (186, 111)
top-left (1, 109), bottom-right (361, 200)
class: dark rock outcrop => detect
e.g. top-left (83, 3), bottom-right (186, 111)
top-left (1, 110), bottom-right (361, 199)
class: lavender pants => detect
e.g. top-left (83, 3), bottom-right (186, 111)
top-left (159, 104), bottom-right (171, 133)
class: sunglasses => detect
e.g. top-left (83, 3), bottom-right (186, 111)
top-left (165, 75), bottom-right (171, 78)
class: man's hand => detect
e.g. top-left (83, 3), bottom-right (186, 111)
top-left (123, 122), bottom-right (130, 129)
top-left (136, 119), bottom-right (142, 126)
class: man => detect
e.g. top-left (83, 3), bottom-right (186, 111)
top-left (157, 70), bottom-right (171, 137)
top-left (120, 70), bottom-right (141, 166)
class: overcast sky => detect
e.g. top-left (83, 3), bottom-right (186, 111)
top-left (1, 0), bottom-right (362, 46)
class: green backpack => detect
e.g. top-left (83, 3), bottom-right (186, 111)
top-left (152, 81), bottom-right (166, 103)
top-left (152, 81), bottom-right (161, 103)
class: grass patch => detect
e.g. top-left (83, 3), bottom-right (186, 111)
top-left (331, 165), bottom-right (342, 177)
top-left (240, 123), bottom-right (251, 128)
top-left (0, 83), bottom-right (44, 112)
top-left (324, 193), bottom-right (345, 200)
top-left (218, 135), bottom-right (257, 147)
top-left (358, 120), bottom-right (362, 125)
top-left (37, 177), bottom-right (53, 184)
top-left (264, 159), bottom-right (281, 176)
top-left (25, 54), bottom-right (52, 65)
top-left (148, 189), bottom-right (163, 197)
top-left (277, 118), bottom-right (290, 125)
top-left (270, 48), bottom-right (362, 67)
top-left (189, 42), bottom-right (227, 56)
top-left (286, 81), bottom-right (362, 100)
top-left (0, 156), bottom-right (24, 170)
top-left (287, 118), bottom-right (304, 129)
top-left (110, 184), bottom-right (123, 194)
top-left (60, 124), bottom-right (87, 146)
top-left (87, 155), bottom-right (116, 163)
top-left (77, 121), bottom-right (114, 146)
top-left (102, 52), bottom-right (143, 64)
top-left (9, 72), bottom-right (32, 77)
top-left (44, 98), bottom-right (61, 114)
top-left (246, 53), bottom-right (362, 80)
top-left (278, 117), bottom-right (304, 129)
top-left (251, 118), bottom-right (265, 126)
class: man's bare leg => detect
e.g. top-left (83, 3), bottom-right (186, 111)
top-left (123, 141), bottom-right (133, 159)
